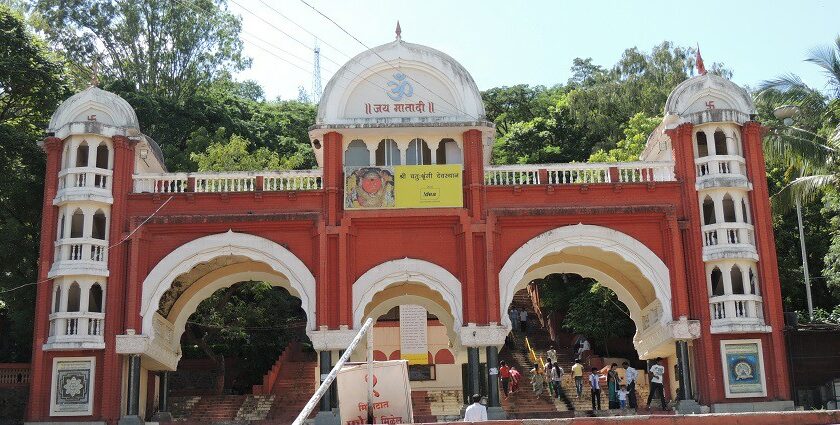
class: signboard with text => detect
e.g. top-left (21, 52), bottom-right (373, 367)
top-left (399, 305), bottom-right (428, 365)
top-left (338, 360), bottom-right (414, 424)
top-left (345, 165), bottom-right (463, 210)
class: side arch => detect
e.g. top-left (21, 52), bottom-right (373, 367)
top-left (499, 224), bottom-right (672, 332)
top-left (140, 231), bottom-right (317, 341)
top-left (352, 258), bottom-right (463, 343)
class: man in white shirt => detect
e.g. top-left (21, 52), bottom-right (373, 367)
top-left (519, 309), bottom-right (528, 333)
top-left (463, 393), bottom-right (487, 422)
top-left (589, 367), bottom-right (602, 411)
top-left (622, 361), bottom-right (638, 408)
top-left (546, 346), bottom-right (558, 364)
top-left (646, 357), bottom-right (668, 410)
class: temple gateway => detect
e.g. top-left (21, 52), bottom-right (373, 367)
top-left (25, 30), bottom-right (793, 423)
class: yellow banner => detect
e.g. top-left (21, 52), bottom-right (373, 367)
top-left (394, 165), bottom-right (463, 208)
top-left (400, 353), bottom-right (428, 365)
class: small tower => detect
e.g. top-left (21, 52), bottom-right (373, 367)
top-left (312, 38), bottom-right (322, 104)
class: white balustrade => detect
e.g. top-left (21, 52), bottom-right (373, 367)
top-left (709, 294), bottom-right (764, 323)
top-left (194, 173), bottom-right (256, 192)
top-left (547, 164), bottom-right (610, 184)
top-left (54, 238), bottom-right (108, 264)
top-left (700, 223), bottom-right (755, 248)
top-left (695, 155), bottom-right (746, 178)
top-left (48, 312), bottom-right (105, 340)
top-left (263, 171), bottom-right (323, 191)
top-left (483, 162), bottom-right (675, 186)
top-left (484, 166), bottom-right (540, 185)
top-left (58, 167), bottom-right (113, 191)
top-left (133, 170), bottom-right (324, 193)
top-left (133, 173), bottom-right (188, 193)
top-left (617, 162), bottom-right (675, 182)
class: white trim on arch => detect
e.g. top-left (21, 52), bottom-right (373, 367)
top-left (351, 258), bottom-right (463, 335)
top-left (498, 224), bottom-right (673, 331)
top-left (140, 231), bottom-right (317, 341)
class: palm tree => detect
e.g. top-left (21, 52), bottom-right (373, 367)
top-left (757, 36), bottom-right (840, 213)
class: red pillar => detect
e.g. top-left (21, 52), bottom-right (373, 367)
top-left (26, 137), bottom-right (63, 421)
top-left (741, 121), bottom-right (791, 399)
top-left (318, 131), bottom-right (346, 328)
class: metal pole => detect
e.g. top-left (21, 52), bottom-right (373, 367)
top-left (796, 198), bottom-right (814, 319)
top-left (319, 350), bottom-right (332, 412)
top-left (366, 325), bottom-right (374, 423)
top-left (292, 318), bottom-right (374, 425)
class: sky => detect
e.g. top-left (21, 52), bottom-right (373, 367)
top-left (232, 0), bottom-right (840, 102)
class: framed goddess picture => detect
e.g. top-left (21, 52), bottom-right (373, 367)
top-left (720, 339), bottom-right (767, 398)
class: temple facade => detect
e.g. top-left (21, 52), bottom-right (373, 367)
top-left (26, 32), bottom-right (792, 423)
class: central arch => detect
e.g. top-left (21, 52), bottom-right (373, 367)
top-left (140, 231), bottom-right (317, 347)
top-left (352, 258), bottom-right (463, 347)
top-left (499, 224), bottom-right (673, 356)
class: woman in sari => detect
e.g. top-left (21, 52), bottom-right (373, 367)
top-left (607, 363), bottom-right (621, 409)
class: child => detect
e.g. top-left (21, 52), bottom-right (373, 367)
top-left (618, 384), bottom-right (629, 409)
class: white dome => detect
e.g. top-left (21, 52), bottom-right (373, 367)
top-left (49, 86), bottom-right (140, 132)
top-left (663, 73), bottom-right (755, 128)
top-left (316, 37), bottom-right (486, 126)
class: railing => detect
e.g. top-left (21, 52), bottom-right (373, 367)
top-left (0, 364), bottom-right (30, 387)
top-left (48, 312), bottom-right (105, 339)
top-left (701, 223), bottom-right (755, 248)
top-left (709, 294), bottom-right (764, 321)
top-left (484, 162), bottom-right (675, 186)
top-left (57, 167), bottom-right (113, 191)
top-left (133, 170), bottom-right (324, 193)
top-left (695, 155), bottom-right (745, 178)
top-left (54, 238), bottom-right (108, 264)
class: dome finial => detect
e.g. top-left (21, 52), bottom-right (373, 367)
top-left (395, 20), bottom-right (402, 40)
top-left (695, 43), bottom-right (707, 76)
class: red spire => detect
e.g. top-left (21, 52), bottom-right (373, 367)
top-left (695, 44), bottom-right (707, 75)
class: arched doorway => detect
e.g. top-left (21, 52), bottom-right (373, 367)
top-left (498, 225), bottom-right (683, 408)
top-left (351, 259), bottom-right (464, 419)
top-left (128, 231), bottom-right (318, 421)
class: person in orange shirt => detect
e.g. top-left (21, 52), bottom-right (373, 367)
top-left (498, 361), bottom-right (512, 399)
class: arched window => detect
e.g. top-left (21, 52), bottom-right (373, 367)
top-left (92, 210), bottom-right (107, 240)
top-left (70, 209), bottom-right (85, 238)
top-left (714, 130), bottom-right (728, 155)
top-left (711, 267), bottom-right (724, 296)
top-left (75, 141), bottom-right (89, 167)
top-left (344, 140), bottom-right (370, 167)
top-left (406, 138), bottom-right (431, 165)
top-left (59, 214), bottom-right (65, 239)
top-left (375, 139), bottom-right (400, 166)
top-left (95, 143), bottom-right (109, 169)
top-left (88, 283), bottom-right (103, 313)
top-left (722, 194), bottom-right (736, 222)
top-left (696, 132), bottom-right (709, 157)
top-left (749, 268), bottom-right (759, 295)
top-left (67, 283), bottom-right (81, 312)
top-left (53, 285), bottom-right (61, 313)
top-left (731, 265), bottom-right (744, 294)
top-left (436, 139), bottom-right (462, 165)
top-left (703, 196), bottom-right (716, 225)
top-left (741, 199), bottom-right (750, 224)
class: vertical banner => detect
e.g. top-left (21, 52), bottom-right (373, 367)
top-left (721, 339), bottom-right (766, 398)
top-left (399, 305), bottom-right (428, 365)
top-left (50, 357), bottom-right (95, 416)
top-left (338, 360), bottom-right (414, 424)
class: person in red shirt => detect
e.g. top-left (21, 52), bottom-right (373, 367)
top-left (499, 361), bottom-right (512, 399)
top-left (509, 366), bottom-right (522, 394)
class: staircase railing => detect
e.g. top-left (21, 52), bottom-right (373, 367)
top-left (524, 337), bottom-right (545, 371)
top-left (527, 281), bottom-right (546, 329)
top-left (292, 317), bottom-right (374, 425)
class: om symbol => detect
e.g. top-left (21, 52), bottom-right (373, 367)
top-left (386, 72), bottom-right (413, 101)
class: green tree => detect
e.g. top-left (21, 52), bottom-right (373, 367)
top-left (32, 0), bottom-right (249, 100)
top-left (190, 131), bottom-right (281, 172)
top-left (562, 284), bottom-right (635, 356)
top-left (756, 36), bottom-right (840, 299)
top-left (0, 5), bottom-right (69, 361)
top-left (588, 112), bottom-right (660, 162)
